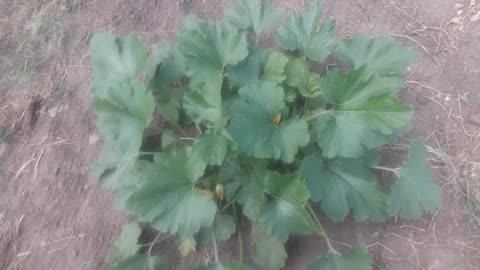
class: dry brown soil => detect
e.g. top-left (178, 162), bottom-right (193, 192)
top-left (1, 0), bottom-right (479, 269)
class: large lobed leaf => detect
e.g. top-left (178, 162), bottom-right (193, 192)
top-left (106, 223), bottom-right (169, 270)
top-left (126, 149), bottom-right (217, 239)
top-left (184, 79), bottom-right (225, 131)
top-left (259, 171), bottom-right (319, 242)
top-left (335, 35), bottom-right (416, 77)
top-left (106, 223), bottom-right (142, 265)
top-left (227, 43), bottom-right (289, 88)
top-left (251, 224), bottom-right (287, 270)
top-left (147, 43), bottom-right (186, 123)
top-left (284, 57), bottom-right (321, 97)
top-left (178, 18), bottom-right (248, 84)
top-left (227, 82), bottom-right (309, 163)
top-left (191, 130), bottom-right (237, 167)
top-left (220, 158), bottom-right (267, 221)
top-left (311, 68), bottom-right (412, 158)
top-left (220, 160), bottom-right (318, 242)
top-left (196, 212), bottom-right (237, 245)
top-left (224, 0), bottom-right (282, 36)
top-left (301, 151), bottom-right (388, 222)
top-left (275, 0), bottom-right (336, 61)
top-left (90, 33), bottom-right (148, 99)
top-left (389, 139), bottom-right (441, 218)
top-left (89, 34), bottom-right (155, 190)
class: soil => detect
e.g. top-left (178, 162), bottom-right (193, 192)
top-left (1, 0), bottom-right (479, 270)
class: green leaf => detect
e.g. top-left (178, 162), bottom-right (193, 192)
top-left (178, 19), bottom-right (248, 82)
top-left (147, 43), bottom-right (186, 122)
top-left (388, 139), bottom-right (441, 219)
top-left (260, 49), bottom-right (289, 84)
top-left (259, 171), bottom-right (319, 242)
top-left (226, 45), bottom-right (288, 88)
top-left (184, 78), bottom-right (225, 130)
top-left (227, 82), bottom-right (310, 163)
top-left (275, 0), bottom-right (336, 61)
top-left (284, 57), bottom-right (321, 97)
top-left (226, 42), bottom-right (261, 89)
top-left (90, 33), bottom-right (155, 190)
top-left (224, 0), bottom-right (282, 36)
top-left (110, 255), bottom-right (169, 270)
top-left (91, 80), bottom-right (155, 190)
top-left (90, 33), bottom-right (148, 99)
top-left (126, 149), bottom-right (217, 239)
top-left (197, 213), bottom-right (236, 245)
top-left (192, 130), bottom-right (237, 166)
top-left (307, 247), bottom-right (373, 270)
top-left (237, 179), bottom-right (265, 221)
top-left (212, 213), bottom-right (236, 241)
top-left (311, 68), bottom-right (412, 158)
top-left (106, 223), bottom-right (142, 265)
top-left (218, 157), bottom-right (244, 201)
top-left (220, 158), bottom-right (268, 221)
top-left (251, 224), bottom-right (287, 270)
top-left (335, 35), bottom-right (416, 77)
top-left (301, 152), bottom-right (388, 222)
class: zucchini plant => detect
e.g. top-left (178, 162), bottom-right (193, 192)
top-left (89, 0), bottom-right (441, 269)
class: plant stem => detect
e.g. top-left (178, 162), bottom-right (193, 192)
top-left (195, 123), bottom-right (203, 135)
top-left (306, 202), bottom-right (340, 255)
top-left (212, 231), bottom-right (220, 263)
top-left (220, 197), bottom-right (237, 212)
top-left (138, 151), bottom-right (159, 156)
top-left (232, 203), bottom-right (244, 263)
top-left (304, 110), bottom-right (333, 121)
top-left (141, 234), bottom-right (172, 248)
top-left (147, 232), bottom-right (164, 256)
top-left (178, 137), bottom-right (195, 141)
top-left (370, 165), bottom-right (400, 177)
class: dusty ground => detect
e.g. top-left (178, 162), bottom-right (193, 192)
top-left (0, 0), bottom-right (479, 269)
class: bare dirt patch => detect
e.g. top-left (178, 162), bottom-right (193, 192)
top-left (0, 0), bottom-right (479, 269)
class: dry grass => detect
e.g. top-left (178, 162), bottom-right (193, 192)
top-left (0, 1), bottom-right (84, 268)
top-left (0, 0), bottom-right (84, 136)
top-left (373, 1), bottom-right (480, 269)
top-left (0, 215), bottom-right (24, 269)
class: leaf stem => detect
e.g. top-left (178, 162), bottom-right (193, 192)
top-left (195, 123), bottom-right (203, 135)
top-left (370, 166), bottom-right (400, 177)
top-left (212, 231), bottom-right (220, 263)
top-left (306, 202), bottom-right (340, 255)
top-left (304, 110), bottom-right (333, 121)
top-left (147, 232), bottom-right (166, 256)
top-left (138, 151), bottom-right (159, 156)
top-left (178, 137), bottom-right (195, 141)
top-left (220, 196), bottom-right (237, 212)
top-left (232, 203), bottom-right (244, 263)
top-left (140, 234), bottom-right (172, 248)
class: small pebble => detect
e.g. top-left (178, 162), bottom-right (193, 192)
top-left (89, 134), bottom-right (99, 144)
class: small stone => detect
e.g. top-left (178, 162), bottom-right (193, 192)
top-left (88, 134), bottom-right (99, 144)
top-left (435, 115), bottom-right (440, 122)
top-left (469, 114), bottom-right (480, 126)
top-left (417, 94), bottom-right (429, 105)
